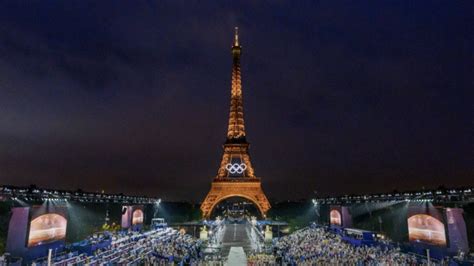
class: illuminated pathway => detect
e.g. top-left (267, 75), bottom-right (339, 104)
top-left (220, 220), bottom-right (263, 262)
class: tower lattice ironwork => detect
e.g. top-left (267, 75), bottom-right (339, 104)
top-left (201, 28), bottom-right (271, 218)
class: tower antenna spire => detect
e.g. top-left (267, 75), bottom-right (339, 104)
top-left (234, 27), bottom-right (239, 46)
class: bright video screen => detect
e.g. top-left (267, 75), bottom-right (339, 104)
top-left (28, 213), bottom-right (67, 247)
top-left (330, 210), bottom-right (342, 226)
top-left (132, 209), bottom-right (144, 225)
top-left (408, 214), bottom-right (446, 246)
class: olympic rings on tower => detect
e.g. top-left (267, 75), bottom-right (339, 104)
top-left (225, 163), bottom-right (247, 174)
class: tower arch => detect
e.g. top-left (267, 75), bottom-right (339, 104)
top-left (202, 180), bottom-right (270, 218)
top-left (208, 194), bottom-right (266, 218)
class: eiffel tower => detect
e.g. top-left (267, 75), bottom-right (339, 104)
top-left (201, 28), bottom-right (271, 218)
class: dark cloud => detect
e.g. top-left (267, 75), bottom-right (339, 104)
top-left (0, 1), bottom-right (472, 201)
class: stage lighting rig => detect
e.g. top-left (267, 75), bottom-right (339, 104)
top-left (0, 185), bottom-right (161, 205)
top-left (313, 187), bottom-right (474, 205)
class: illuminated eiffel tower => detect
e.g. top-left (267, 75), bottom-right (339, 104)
top-left (201, 28), bottom-right (271, 218)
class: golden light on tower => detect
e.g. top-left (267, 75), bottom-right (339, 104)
top-left (201, 28), bottom-right (271, 218)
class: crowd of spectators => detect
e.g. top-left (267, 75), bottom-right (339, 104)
top-left (15, 221), bottom-right (468, 265)
top-left (33, 227), bottom-right (202, 265)
top-left (273, 226), bottom-right (420, 265)
top-left (247, 253), bottom-right (276, 265)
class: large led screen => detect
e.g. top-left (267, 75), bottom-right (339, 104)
top-left (27, 213), bottom-right (67, 247)
top-left (408, 214), bottom-right (446, 246)
top-left (122, 205), bottom-right (144, 228)
top-left (121, 206), bottom-right (133, 229)
top-left (330, 210), bottom-right (342, 226)
top-left (132, 209), bottom-right (144, 225)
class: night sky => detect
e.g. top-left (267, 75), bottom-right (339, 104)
top-left (0, 1), bottom-right (472, 201)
